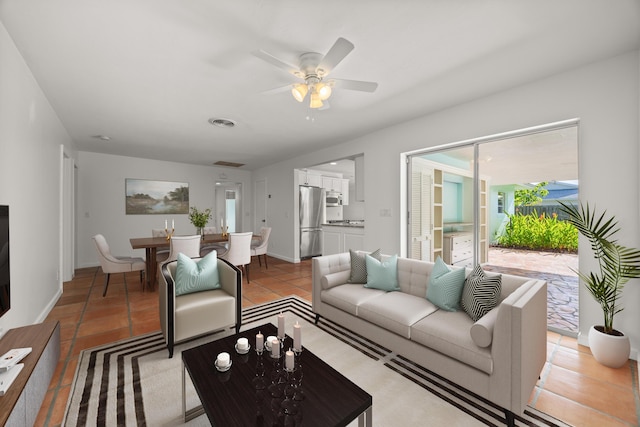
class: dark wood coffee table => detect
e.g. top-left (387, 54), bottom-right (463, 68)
top-left (181, 323), bottom-right (372, 426)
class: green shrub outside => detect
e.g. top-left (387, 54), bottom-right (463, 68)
top-left (496, 210), bottom-right (578, 252)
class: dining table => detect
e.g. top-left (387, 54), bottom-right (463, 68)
top-left (130, 233), bottom-right (232, 291)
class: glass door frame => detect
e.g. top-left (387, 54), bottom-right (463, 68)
top-left (405, 118), bottom-right (580, 264)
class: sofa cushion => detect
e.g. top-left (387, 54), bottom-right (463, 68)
top-left (347, 249), bottom-right (381, 283)
top-left (365, 254), bottom-right (400, 291)
top-left (426, 257), bottom-right (466, 311)
top-left (411, 310), bottom-right (493, 374)
top-left (358, 292), bottom-right (438, 338)
top-left (461, 264), bottom-right (502, 321)
top-left (174, 252), bottom-right (220, 296)
top-left (470, 306), bottom-right (499, 347)
top-left (321, 284), bottom-right (386, 316)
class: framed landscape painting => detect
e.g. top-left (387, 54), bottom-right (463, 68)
top-left (125, 179), bottom-right (189, 215)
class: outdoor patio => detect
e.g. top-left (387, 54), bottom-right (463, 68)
top-left (484, 247), bottom-right (579, 335)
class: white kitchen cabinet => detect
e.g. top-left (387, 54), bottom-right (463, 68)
top-left (322, 176), bottom-right (342, 191)
top-left (321, 176), bottom-right (349, 205)
top-left (343, 231), bottom-right (363, 252)
top-left (321, 229), bottom-right (342, 256)
top-left (298, 169), bottom-right (322, 187)
top-left (321, 225), bottom-right (364, 255)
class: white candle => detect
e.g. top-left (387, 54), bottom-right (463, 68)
top-left (237, 337), bottom-right (249, 350)
top-left (285, 349), bottom-right (294, 371)
top-left (165, 220), bottom-right (168, 229)
top-left (272, 338), bottom-right (280, 357)
top-left (256, 331), bottom-right (264, 350)
top-left (293, 322), bottom-right (302, 351)
top-left (172, 219), bottom-right (174, 229)
top-left (277, 312), bottom-right (285, 338)
top-left (217, 352), bottom-right (230, 367)
top-left (221, 218), bottom-right (223, 229)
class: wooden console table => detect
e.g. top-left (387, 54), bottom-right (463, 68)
top-left (0, 321), bottom-right (60, 427)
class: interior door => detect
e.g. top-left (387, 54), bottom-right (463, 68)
top-left (254, 179), bottom-right (267, 232)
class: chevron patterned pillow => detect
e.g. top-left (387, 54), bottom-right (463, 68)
top-left (347, 249), bottom-right (381, 283)
top-left (461, 264), bottom-right (502, 322)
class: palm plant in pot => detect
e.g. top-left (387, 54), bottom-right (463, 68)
top-left (559, 201), bottom-right (640, 368)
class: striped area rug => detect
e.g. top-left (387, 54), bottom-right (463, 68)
top-left (63, 296), bottom-right (568, 426)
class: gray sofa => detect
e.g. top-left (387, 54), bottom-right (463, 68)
top-left (312, 252), bottom-right (547, 425)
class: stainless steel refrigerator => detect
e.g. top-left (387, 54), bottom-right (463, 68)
top-left (299, 185), bottom-right (324, 258)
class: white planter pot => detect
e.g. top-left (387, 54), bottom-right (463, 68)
top-left (588, 325), bottom-right (630, 369)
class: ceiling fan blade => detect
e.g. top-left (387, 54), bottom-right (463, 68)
top-left (260, 84), bottom-right (293, 96)
top-left (317, 37), bottom-right (354, 77)
top-left (252, 49), bottom-right (300, 76)
top-left (332, 78), bottom-right (378, 92)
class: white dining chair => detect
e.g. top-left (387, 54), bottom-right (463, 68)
top-left (219, 232), bottom-right (253, 283)
top-left (251, 227), bottom-right (272, 268)
top-left (92, 234), bottom-right (145, 296)
top-left (152, 228), bottom-right (171, 263)
top-left (156, 235), bottom-right (201, 284)
top-left (200, 226), bottom-right (227, 257)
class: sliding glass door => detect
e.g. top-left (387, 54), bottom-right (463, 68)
top-left (407, 121), bottom-right (579, 267)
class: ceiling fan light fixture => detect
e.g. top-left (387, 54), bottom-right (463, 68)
top-left (317, 83), bottom-right (332, 101)
top-left (291, 84), bottom-right (308, 102)
top-left (309, 90), bottom-right (323, 109)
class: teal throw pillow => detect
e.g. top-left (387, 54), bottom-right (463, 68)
top-left (426, 257), bottom-right (466, 311)
top-left (461, 264), bottom-right (502, 321)
top-left (174, 251), bottom-right (221, 296)
top-left (348, 249), bottom-right (381, 283)
top-left (364, 254), bottom-right (400, 291)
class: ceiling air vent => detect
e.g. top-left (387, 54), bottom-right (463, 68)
top-left (214, 161), bottom-right (245, 168)
top-left (208, 118), bottom-right (236, 128)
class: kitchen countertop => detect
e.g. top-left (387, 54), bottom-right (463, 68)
top-left (322, 223), bottom-right (365, 228)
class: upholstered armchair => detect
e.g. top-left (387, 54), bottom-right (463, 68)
top-left (159, 255), bottom-right (241, 358)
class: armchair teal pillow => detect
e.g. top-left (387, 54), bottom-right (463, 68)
top-left (426, 256), bottom-right (466, 311)
top-left (348, 249), bottom-right (381, 283)
top-left (364, 254), bottom-right (400, 291)
top-left (461, 264), bottom-right (502, 321)
top-left (174, 251), bottom-right (221, 296)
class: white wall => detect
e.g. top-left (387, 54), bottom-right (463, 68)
top-left (0, 22), bottom-right (76, 332)
top-left (76, 152), bottom-right (253, 267)
top-left (255, 50), bottom-right (640, 356)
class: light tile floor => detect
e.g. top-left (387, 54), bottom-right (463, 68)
top-left (37, 257), bottom-right (638, 426)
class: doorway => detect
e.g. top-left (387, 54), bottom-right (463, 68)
top-left (215, 182), bottom-right (242, 232)
top-left (406, 120), bottom-right (579, 335)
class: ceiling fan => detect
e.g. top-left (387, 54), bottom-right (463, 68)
top-left (253, 37), bottom-right (378, 109)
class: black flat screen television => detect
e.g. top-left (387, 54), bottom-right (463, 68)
top-left (0, 205), bottom-right (9, 317)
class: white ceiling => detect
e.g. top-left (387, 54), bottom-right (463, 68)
top-left (1, 1), bottom-right (638, 170)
